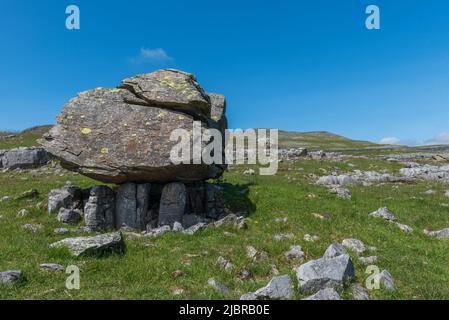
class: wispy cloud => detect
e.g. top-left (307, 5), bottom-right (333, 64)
top-left (380, 132), bottom-right (449, 146)
top-left (130, 48), bottom-right (172, 65)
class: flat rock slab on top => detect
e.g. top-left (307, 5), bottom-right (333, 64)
top-left (41, 80), bottom-right (225, 183)
top-left (120, 69), bottom-right (211, 121)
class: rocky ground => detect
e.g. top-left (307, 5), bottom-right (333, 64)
top-left (1, 137), bottom-right (449, 299)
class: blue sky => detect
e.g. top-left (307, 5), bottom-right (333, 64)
top-left (1, 0), bottom-right (449, 145)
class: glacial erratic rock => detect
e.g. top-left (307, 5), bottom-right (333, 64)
top-left (40, 69), bottom-right (226, 184)
top-left (50, 231), bottom-right (125, 257)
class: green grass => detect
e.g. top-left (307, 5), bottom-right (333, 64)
top-left (0, 125), bottom-right (52, 150)
top-left (1, 154), bottom-right (449, 299)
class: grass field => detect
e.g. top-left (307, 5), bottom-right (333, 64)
top-left (1, 128), bottom-right (449, 300)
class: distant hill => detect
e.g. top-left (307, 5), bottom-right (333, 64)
top-left (278, 130), bottom-right (380, 151)
top-left (0, 125), bottom-right (52, 150)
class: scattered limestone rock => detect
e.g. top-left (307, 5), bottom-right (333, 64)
top-left (0, 270), bottom-right (23, 285)
top-left (213, 213), bottom-right (238, 228)
top-left (173, 288), bottom-right (185, 295)
top-left (274, 217), bottom-right (288, 223)
top-left (54, 228), bottom-right (70, 235)
top-left (373, 270), bottom-right (395, 291)
top-left (243, 169), bottom-right (256, 176)
top-left (240, 275), bottom-right (294, 300)
top-left (311, 212), bottom-right (332, 221)
top-left (271, 264), bottom-right (280, 276)
top-left (304, 234), bottom-right (320, 242)
top-left (423, 228), bottom-right (449, 239)
top-left (352, 284), bottom-right (370, 300)
top-left (323, 243), bottom-right (347, 259)
top-left (172, 221), bottom-right (184, 232)
top-left (16, 189), bottom-right (39, 200)
top-left (445, 191), bottom-right (449, 198)
top-left (182, 222), bottom-right (207, 235)
top-left (217, 256), bottom-right (234, 272)
top-left (369, 207), bottom-right (397, 221)
top-left (359, 256), bottom-right (378, 265)
top-left (207, 278), bottom-right (230, 296)
top-left (273, 233), bottom-right (294, 241)
top-left (423, 189), bottom-right (436, 195)
top-left (394, 222), bottom-right (413, 234)
top-left (40, 263), bottom-right (65, 272)
top-left (57, 208), bottom-right (82, 224)
top-left (145, 225), bottom-right (171, 237)
top-left (246, 246), bottom-right (268, 263)
top-left (295, 254), bottom-right (355, 294)
top-left (22, 223), bottom-right (42, 233)
top-left (48, 186), bottom-right (83, 214)
top-left (50, 231), bottom-right (125, 257)
top-left (16, 209), bottom-right (30, 218)
top-left (237, 270), bottom-right (252, 281)
top-left (342, 239), bottom-right (366, 255)
top-left (329, 186), bottom-right (352, 200)
top-left (304, 288), bottom-right (341, 300)
top-left (284, 245), bottom-right (305, 261)
top-left (0, 196), bottom-right (11, 203)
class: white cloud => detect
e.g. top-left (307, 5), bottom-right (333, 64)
top-left (379, 137), bottom-right (402, 145)
top-left (379, 132), bottom-right (449, 146)
top-left (423, 132), bottom-right (449, 146)
top-left (130, 48), bottom-right (172, 64)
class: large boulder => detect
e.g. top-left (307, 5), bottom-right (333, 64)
top-left (40, 69), bottom-right (226, 184)
top-left (48, 186), bottom-right (84, 214)
top-left (0, 147), bottom-right (50, 169)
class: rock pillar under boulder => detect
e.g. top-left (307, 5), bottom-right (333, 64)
top-left (159, 182), bottom-right (186, 227)
top-left (115, 183), bottom-right (151, 230)
top-left (84, 186), bottom-right (115, 231)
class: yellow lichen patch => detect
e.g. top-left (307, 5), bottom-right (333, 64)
top-left (178, 115), bottom-right (185, 121)
top-left (132, 133), bottom-right (137, 137)
top-left (81, 128), bottom-right (92, 135)
top-left (80, 115), bottom-right (85, 119)
top-left (67, 115), bottom-right (73, 120)
top-left (211, 115), bottom-right (220, 121)
top-left (145, 122), bottom-right (151, 126)
top-left (100, 148), bottom-right (109, 154)
top-left (111, 88), bottom-right (121, 93)
top-left (158, 112), bottom-right (167, 119)
top-left (123, 123), bottom-right (128, 127)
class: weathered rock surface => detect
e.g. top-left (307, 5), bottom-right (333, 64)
top-left (41, 69), bottom-right (226, 184)
top-left (373, 270), bottom-right (395, 291)
top-left (84, 186), bottom-right (115, 231)
top-left (48, 186), bottom-right (83, 214)
top-left (352, 284), bottom-right (370, 300)
top-left (40, 263), bottom-right (65, 272)
top-left (304, 288), bottom-right (341, 300)
top-left (0, 270), bottom-right (23, 285)
top-left (342, 239), bottom-right (366, 255)
top-left (240, 275), bottom-right (294, 300)
top-left (159, 182), bottom-right (186, 227)
top-left (57, 208), bottom-right (82, 224)
top-left (0, 147), bottom-right (50, 169)
top-left (295, 254), bottom-right (355, 294)
top-left (284, 245), bottom-right (305, 261)
top-left (115, 183), bottom-right (151, 230)
top-left (369, 207), bottom-right (397, 221)
top-left (207, 278), bottom-right (230, 296)
top-left (50, 231), bottom-right (125, 257)
top-left (323, 243), bottom-right (347, 259)
top-left (424, 228), bottom-right (449, 239)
